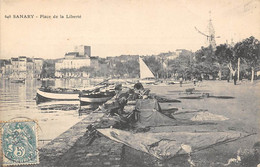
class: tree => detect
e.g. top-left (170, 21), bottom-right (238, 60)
top-left (124, 60), bottom-right (139, 78)
top-left (194, 46), bottom-right (218, 79)
top-left (41, 59), bottom-right (55, 78)
top-left (234, 36), bottom-right (260, 82)
top-left (215, 44), bottom-right (234, 80)
top-left (79, 66), bottom-right (94, 77)
top-left (168, 51), bottom-right (194, 80)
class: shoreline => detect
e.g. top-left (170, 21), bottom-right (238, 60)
top-left (37, 111), bottom-right (124, 166)
top-left (38, 112), bottom-right (105, 166)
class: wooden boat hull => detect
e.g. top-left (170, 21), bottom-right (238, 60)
top-left (36, 89), bottom-right (80, 102)
top-left (139, 79), bottom-right (158, 85)
top-left (79, 92), bottom-right (115, 105)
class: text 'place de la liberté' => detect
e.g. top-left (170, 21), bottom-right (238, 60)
top-left (4, 14), bottom-right (82, 19)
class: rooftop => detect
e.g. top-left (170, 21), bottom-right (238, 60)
top-left (34, 58), bottom-right (44, 60)
top-left (27, 58), bottom-right (33, 62)
top-left (11, 58), bottom-right (18, 61)
top-left (65, 52), bottom-right (79, 56)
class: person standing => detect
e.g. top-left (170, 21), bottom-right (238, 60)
top-left (179, 77), bottom-right (183, 87)
top-left (233, 71), bottom-right (238, 85)
top-left (197, 75), bottom-right (202, 87)
top-left (193, 78), bottom-right (197, 86)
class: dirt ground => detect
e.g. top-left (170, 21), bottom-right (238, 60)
top-left (133, 80), bottom-right (260, 167)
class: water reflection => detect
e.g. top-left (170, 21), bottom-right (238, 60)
top-left (37, 101), bottom-right (80, 111)
top-left (0, 78), bottom-right (95, 147)
top-left (78, 103), bottom-right (100, 116)
top-left (0, 78), bottom-right (94, 112)
top-left (41, 78), bottom-right (94, 89)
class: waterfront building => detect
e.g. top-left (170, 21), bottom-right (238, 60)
top-left (34, 58), bottom-right (44, 78)
top-left (10, 57), bottom-right (20, 78)
top-left (55, 45), bottom-right (99, 78)
top-left (55, 52), bottom-right (91, 78)
top-left (26, 58), bottom-right (34, 78)
top-left (1, 60), bottom-right (12, 77)
top-left (0, 57), bottom-right (43, 79)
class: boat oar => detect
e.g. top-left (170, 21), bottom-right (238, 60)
top-left (95, 78), bottom-right (111, 86)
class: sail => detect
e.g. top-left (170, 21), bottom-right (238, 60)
top-left (139, 57), bottom-right (155, 79)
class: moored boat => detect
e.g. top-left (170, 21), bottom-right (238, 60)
top-left (36, 87), bottom-right (81, 102)
top-left (10, 78), bottom-right (25, 83)
top-left (79, 90), bottom-right (115, 106)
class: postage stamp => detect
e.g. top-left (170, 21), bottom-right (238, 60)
top-left (1, 120), bottom-right (39, 166)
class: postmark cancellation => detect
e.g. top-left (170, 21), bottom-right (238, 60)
top-left (1, 120), bottom-right (39, 166)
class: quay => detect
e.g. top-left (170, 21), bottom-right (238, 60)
top-left (37, 112), bottom-right (124, 167)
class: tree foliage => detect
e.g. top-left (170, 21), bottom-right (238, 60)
top-left (234, 36), bottom-right (260, 68)
top-left (234, 36), bottom-right (260, 81)
top-left (143, 56), bottom-right (162, 78)
top-left (167, 50), bottom-right (194, 79)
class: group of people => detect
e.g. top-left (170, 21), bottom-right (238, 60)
top-left (99, 82), bottom-right (149, 117)
top-left (179, 72), bottom-right (239, 86)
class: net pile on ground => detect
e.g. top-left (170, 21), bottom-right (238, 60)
top-left (135, 99), bottom-right (176, 127)
top-left (98, 128), bottom-right (247, 160)
top-left (97, 99), bottom-right (249, 160)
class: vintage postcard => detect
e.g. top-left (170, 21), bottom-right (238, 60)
top-left (0, 0), bottom-right (259, 166)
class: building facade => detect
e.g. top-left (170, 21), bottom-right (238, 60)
top-left (34, 58), bottom-right (44, 78)
top-left (0, 57), bottom-right (43, 79)
top-left (55, 45), bottom-right (99, 78)
top-left (1, 61), bottom-right (12, 77)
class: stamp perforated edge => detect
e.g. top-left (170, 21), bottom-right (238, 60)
top-left (0, 119), bottom-right (40, 166)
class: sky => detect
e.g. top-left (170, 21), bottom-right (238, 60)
top-left (0, 0), bottom-right (260, 59)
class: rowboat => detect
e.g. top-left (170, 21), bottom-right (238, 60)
top-left (10, 78), bottom-right (25, 83)
top-left (36, 78), bottom-right (114, 103)
top-left (36, 87), bottom-right (81, 102)
top-left (79, 91), bottom-right (115, 105)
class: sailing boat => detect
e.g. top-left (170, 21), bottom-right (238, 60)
top-left (139, 57), bottom-right (158, 84)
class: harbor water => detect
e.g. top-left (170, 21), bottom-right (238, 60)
top-left (0, 78), bottom-right (96, 147)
